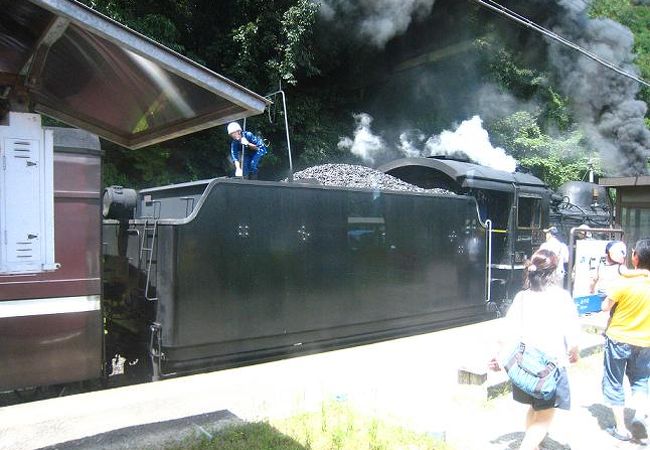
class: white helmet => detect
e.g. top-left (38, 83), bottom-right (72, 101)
top-left (227, 122), bottom-right (242, 134)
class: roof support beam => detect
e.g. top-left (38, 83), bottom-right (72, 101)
top-left (21, 16), bottom-right (70, 89)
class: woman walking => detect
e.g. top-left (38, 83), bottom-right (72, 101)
top-left (490, 249), bottom-right (581, 450)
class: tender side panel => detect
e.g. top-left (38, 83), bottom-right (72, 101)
top-left (157, 182), bottom-right (487, 370)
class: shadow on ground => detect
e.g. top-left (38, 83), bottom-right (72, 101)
top-left (34, 409), bottom-right (307, 450)
top-left (586, 403), bottom-right (615, 431)
top-left (587, 403), bottom-right (649, 447)
top-left (490, 431), bottom-right (570, 450)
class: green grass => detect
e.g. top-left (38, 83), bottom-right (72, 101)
top-left (164, 400), bottom-right (452, 450)
top-left (164, 421), bottom-right (306, 450)
top-left (272, 399), bottom-right (451, 450)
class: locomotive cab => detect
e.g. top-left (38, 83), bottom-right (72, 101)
top-left (379, 157), bottom-right (551, 304)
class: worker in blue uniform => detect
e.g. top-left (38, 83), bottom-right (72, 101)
top-left (227, 122), bottom-right (268, 179)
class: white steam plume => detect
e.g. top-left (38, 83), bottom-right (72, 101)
top-left (340, 113), bottom-right (518, 172)
top-left (424, 116), bottom-right (517, 172)
top-left (337, 113), bottom-right (388, 164)
top-left (317, 0), bottom-right (437, 48)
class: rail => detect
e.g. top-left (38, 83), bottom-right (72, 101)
top-left (485, 219), bottom-right (493, 305)
top-left (265, 86), bottom-right (294, 181)
top-left (138, 219), bottom-right (158, 302)
top-left (473, 197), bottom-right (495, 307)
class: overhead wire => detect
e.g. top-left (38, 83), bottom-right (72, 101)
top-left (470, 0), bottom-right (650, 88)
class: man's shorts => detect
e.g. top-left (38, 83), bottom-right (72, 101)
top-left (513, 367), bottom-right (571, 411)
top-left (602, 337), bottom-right (650, 406)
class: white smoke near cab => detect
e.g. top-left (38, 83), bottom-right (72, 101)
top-left (337, 113), bottom-right (388, 164)
top-left (397, 130), bottom-right (426, 157)
top-left (317, 0), bottom-right (437, 48)
top-left (424, 116), bottom-right (517, 172)
top-left (340, 113), bottom-right (518, 172)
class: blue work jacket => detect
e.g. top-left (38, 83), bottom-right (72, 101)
top-left (230, 131), bottom-right (268, 163)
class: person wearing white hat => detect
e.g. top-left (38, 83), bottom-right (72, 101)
top-left (227, 122), bottom-right (268, 179)
top-left (591, 240), bottom-right (627, 295)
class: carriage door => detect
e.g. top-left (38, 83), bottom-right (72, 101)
top-left (0, 112), bottom-right (56, 274)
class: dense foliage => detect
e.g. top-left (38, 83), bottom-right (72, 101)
top-left (80, 0), bottom-right (649, 189)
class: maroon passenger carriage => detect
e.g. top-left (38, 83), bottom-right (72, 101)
top-left (0, 123), bottom-right (102, 389)
top-left (0, 0), bottom-right (267, 391)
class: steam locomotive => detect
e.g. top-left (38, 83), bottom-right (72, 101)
top-left (101, 165), bottom-right (490, 380)
top-left (96, 154), bottom-right (613, 382)
top-left (0, 0), bottom-right (614, 397)
top-left (0, 126), bottom-right (612, 393)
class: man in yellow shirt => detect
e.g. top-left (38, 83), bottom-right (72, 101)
top-left (601, 238), bottom-right (650, 442)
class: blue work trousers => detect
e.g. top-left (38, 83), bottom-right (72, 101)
top-left (602, 336), bottom-right (650, 406)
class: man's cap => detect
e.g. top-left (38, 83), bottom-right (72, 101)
top-left (227, 122), bottom-right (242, 134)
top-left (605, 240), bottom-right (626, 264)
top-left (543, 226), bottom-right (559, 236)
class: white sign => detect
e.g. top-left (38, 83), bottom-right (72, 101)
top-left (572, 239), bottom-right (608, 297)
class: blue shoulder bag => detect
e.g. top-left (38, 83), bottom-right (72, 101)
top-left (504, 342), bottom-right (560, 401)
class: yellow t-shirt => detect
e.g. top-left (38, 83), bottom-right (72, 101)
top-left (606, 275), bottom-right (650, 347)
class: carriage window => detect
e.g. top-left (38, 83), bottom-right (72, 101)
top-left (517, 196), bottom-right (542, 229)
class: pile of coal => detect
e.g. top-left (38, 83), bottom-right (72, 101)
top-left (291, 164), bottom-right (452, 195)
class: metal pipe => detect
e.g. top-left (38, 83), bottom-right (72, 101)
top-left (239, 117), bottom-right (247, 178)
top-left (485, 219), bottom-right (493, 304)
top-left (265, 88), bottom-right (294, 181)
top-left (508, 183), bottom-right (519, 297)
top-left (471, 197), bottom-right (493, 304)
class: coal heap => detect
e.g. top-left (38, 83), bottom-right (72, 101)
top-left (291, 164), bottom-right (452, 195)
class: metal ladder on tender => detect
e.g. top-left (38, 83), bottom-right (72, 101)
top-left (139, 218), bottom-right (158, 301)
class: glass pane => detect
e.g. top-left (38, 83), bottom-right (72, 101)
top-left (1, 1), bottom-right (267, 148)
top-left (517, 197), bottom-right (541, 229)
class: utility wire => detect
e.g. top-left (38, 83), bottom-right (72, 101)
top-left (471, 0), bottom-right (650, 88)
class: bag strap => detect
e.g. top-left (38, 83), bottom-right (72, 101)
top-left (504, 342), bottom-right (557, 377)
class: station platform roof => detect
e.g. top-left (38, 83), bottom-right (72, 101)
top-left (600, 175), bottom-right (650, 187)
top-left (1, 0), bottom-right (269, 149)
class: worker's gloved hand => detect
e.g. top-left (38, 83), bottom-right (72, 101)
top-left (240, 136), bottom-right (250, 146)
top-left (235, 167), bottom-right (243, 177)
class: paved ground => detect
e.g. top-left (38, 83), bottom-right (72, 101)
top-left (0, 313), bottom-right (647, 450)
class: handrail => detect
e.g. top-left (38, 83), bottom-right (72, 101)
top-left (265, 87), bottom-right (294, 181)
top-left (485, 219), bottom-right (493, 304)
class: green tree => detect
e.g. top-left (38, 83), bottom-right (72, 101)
top-left (81, 0), bottom-right (320, 187)
top-left (490, 111), bottom-right (601, 188)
